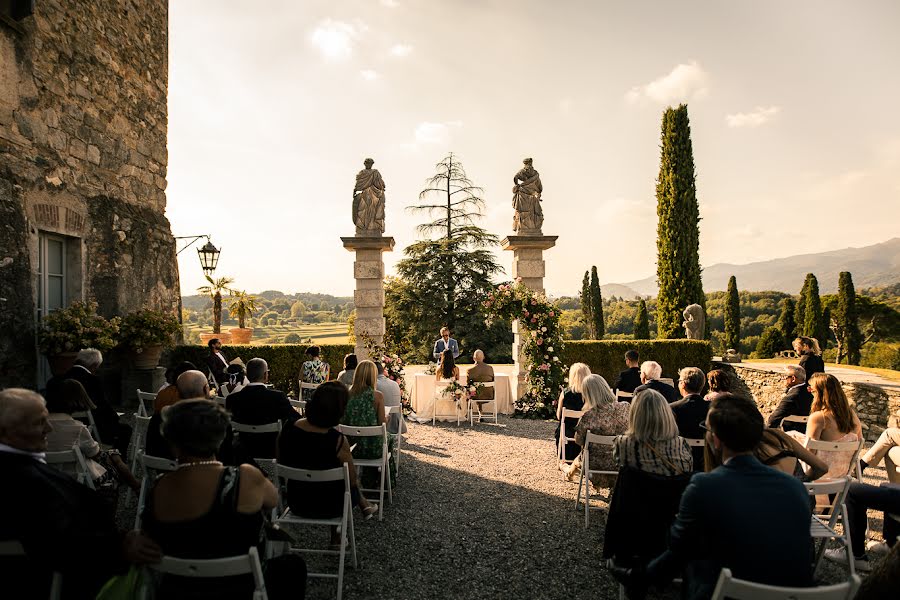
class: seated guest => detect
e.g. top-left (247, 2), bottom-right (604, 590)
top-left (796, 372), bottom-right (862, 479)
top-left (221, 363), bottom-right (249, 397)
top-left (375, 361), bottom-right (406, 435)
top-left (670, 367), bottom-right (709, 472)
top-left (64, 348), bottom-right (132, 454)
top-left (205, 338), bottom-right (229, 387)
top-left (0, 388), bottom-right (161, 599)
top-left (766, 365), bottom-right (812, 432)
top-left (611, 394), bottom-right (814, 599)
top-left (555, 362), bottom-right (591, 464)
top-left (226, 358), bottom-right (299, 461)
top-left (614, 389), bottom-right (692, 477)
top-left (466, 349), bottom-right (495, 415)
top-left (278, 382), bottom-right (378, 547)
top-left (337, 353), bottom-right (358, 387)
top-left (300, 345), bottom-right (329, 400)
top-left (705, 426), bottom-right (828, 481)
top-left (859, 427), bottom-right (900, 483)
top-left (154, 361), bottom-right (196, 412)
top-left (614, 349), bottom-right (642, 393)
top-left (566, 375), bottom-right (630, 487)
top-left (343, 360), bottom-right (395, 487)
top-left (704, 369), bottom-right (731, 401)
top-left (825, 480), bottom-right (900, 573)
top-left (45, 378), bottom-right (140, 494)
top-left (794, 336), bottom-right (825, 381)
top-left (141, 399), bottom-right (302, 599)
top-left (633, 361), bottom-right (679, 403)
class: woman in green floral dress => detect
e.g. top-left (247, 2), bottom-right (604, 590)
top-left (342, 360), bottom-right (396, 487)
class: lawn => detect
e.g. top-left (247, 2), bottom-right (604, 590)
top-left (184, 321), bottom-right (351, 345)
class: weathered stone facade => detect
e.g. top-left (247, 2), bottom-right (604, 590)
top-left (0, 1), bottom-right (179, 387)
top-left (715, 362), bottom-right (900, 443)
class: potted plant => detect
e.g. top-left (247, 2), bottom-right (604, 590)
top-left (118, 308), bottom-right (181, 369)
top-left (228, 290), bottom-right (258, 344)
top-left (197, 275), bottom-right (234, 344)
top-left (37, 301), bottom-right (120, 376)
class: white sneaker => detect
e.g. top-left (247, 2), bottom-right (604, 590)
top-left (866, 540), bottom-right (890, 555)
top-left (824, 548), bottom-right (872, 572)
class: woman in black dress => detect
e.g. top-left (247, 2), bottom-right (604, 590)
top-left (793, 336), bottom-right (825, 380)
top-left (556, 362), bottom-right (592, 465)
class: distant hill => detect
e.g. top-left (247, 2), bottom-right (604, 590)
top-left (182, 290), bottom-right (353, 311)
top-left (600, 283), bottom-right (645, 300)
top-left (612, 237), bottom-right (900, 297)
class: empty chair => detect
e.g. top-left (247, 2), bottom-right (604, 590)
top-left (575, 432), bottom-right (618, 528)
top-left (806, 477), bottom-right (855, 576)
top-left (337, 424), bottom-right (392, 520)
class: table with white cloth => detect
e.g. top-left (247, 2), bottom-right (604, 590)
top-left (409, 371), bottom-right (513, 419)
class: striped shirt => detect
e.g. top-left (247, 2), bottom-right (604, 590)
top-left (613, 434), bottom-right (693, 476)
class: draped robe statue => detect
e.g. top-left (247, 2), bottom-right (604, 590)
top-left (512, 158), bottom-right (543, 234)
top-left (352, 158), bottom-right (386, 235)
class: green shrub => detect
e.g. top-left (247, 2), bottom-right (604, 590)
top-left (284, 333), bottom-right (301, 343)
top-left (753, 327), bottom-right (784, 359)
top-left (860, 342), bottom-right (900, 371)
top-left (560, 340), bottom-right (711, 384)
top-left (165, 344), bottom-right (354, 398)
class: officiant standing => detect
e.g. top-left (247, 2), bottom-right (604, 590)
top-left (432, 327), bottom-right (460, 362)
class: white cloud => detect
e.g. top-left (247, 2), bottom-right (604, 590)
top-left (310, 19), bottom-right (363, 60)
top-left (380, 0), bottom-right (400, 7)
top-left (389, 43), bottom-right (413, 58)
top-left (625, 61), bottom-right (709, 105)
top-left (414, 120), bottom-right (462, 145)
top-left (725, 105), bottom-right (781, 128)
top-left (360, 69), bottom-right (379, 81)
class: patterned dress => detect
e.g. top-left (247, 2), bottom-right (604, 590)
top-left (574, 401), bottom-right (631, 486)
top-left (301, 358), bottom-right (329, 400)
top-left (342, 388), bottom-right (397, 487)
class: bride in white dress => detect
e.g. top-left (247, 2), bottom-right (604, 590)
top-left (413, 350), bottom-right (467, 423)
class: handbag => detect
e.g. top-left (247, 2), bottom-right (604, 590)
top-left (95, 565), bottom-right (143, 600)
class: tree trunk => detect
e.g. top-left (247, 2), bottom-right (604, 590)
top-left (213, 291), bottom-right (222, 333)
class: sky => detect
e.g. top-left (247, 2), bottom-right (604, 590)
top-left (167, 0), bottom-right (900, 298)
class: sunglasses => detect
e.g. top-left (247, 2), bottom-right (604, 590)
top-left (698, 421), bottom-right (710, 433)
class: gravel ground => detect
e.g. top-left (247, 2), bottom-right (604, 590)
top-left (116, 415), bottom-right (892, 599)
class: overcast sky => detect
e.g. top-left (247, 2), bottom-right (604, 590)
top-left (167, 0), bottom-right (900, 298)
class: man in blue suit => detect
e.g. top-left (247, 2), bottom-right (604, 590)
top-left (611, 393), bottom-right (813, 599)
top-left (432, 327), bottom-right (460, 362)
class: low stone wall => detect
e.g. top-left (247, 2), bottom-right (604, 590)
top-left (714, 362), bottom-right (900, 443)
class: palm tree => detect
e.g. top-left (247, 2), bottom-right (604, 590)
top-left (228, 290), bottom-right (259, 329)
top-left (197, 275), bottom-right (234, 333)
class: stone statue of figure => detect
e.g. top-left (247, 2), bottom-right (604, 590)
top-left (352, 158), bottom-right (386, 235)
top-left (683, 304), bottom-right (706, 340)
top-left (512, 157), bottom-right (543, 234)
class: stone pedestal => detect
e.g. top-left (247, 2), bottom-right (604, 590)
top-left (342, 236), bottom-right (395, 361)
top-left (501, 235), bottom-right (558, 400)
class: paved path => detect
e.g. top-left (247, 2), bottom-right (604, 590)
top-left (736, 361), bottom-right (900, 391)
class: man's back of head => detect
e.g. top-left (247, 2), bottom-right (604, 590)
top-left (679, 367), bottom-right (706, 396)
top-left (246, 358), bottom-right (268, 383)
top-left (75, 348), bottom-right (103, 372)
top-left (176, 370), bottom-right (210, 400)
top-left (707, 393), bottom-right (764, 455)
top-left (473, 349), bottom-right (485, 363)
top-left (625, 349), bottom-right (639, 367)
top-left (640, 361), bottom-right (662, 382)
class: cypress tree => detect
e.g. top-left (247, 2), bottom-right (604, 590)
top-left (590, 266), bottom-right (604, 339)
top-left (802, 273), bottom-right (826, 347)
top-left (724, 275), bottom-right (740, 351)
top-left (634, 299), bottom-right (651, 339)
top-left (655, 104), bottom-right (705, 338)
top-left (580, 271), bottom-right (593, 339)
top-left (777, 297), bottom-right (797, 349)
top-left (838, 271), bottom-right (862, 365)
top-left (794, 277), bottom-right (809, 340)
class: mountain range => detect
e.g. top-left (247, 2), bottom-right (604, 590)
top-left (603, 237), bottom-right (900, 299)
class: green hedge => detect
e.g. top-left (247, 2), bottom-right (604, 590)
top-left (165, 344), bottom-right (354, 398)
top-left (560, 340), bottom-right (712, 385)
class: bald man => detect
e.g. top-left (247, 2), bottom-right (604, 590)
top-left (466, 350), bottom-right (495, 406)
top-left (0, 388), bottom-right (160, 597)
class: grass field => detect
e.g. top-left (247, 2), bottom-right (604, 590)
top-left (184, 322), bottom-right (351, 345)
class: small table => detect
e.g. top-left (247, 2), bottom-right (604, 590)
top-left (409, 371), bottom-right (513, 416)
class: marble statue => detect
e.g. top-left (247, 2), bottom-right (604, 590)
top-left (512, 157), bottom-right (543, 234)
top-left (682, 304), bottom-right (705, 340)
top-left (352, 158), bottom-right (386, 235)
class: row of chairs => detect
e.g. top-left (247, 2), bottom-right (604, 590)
top-left (432, 380), bottom-right (498, 426)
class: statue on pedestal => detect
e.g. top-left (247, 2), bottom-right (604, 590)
top-left (682, 304), bottom-right (706, 340)
top-left (512, 157), bottom-right (543, 235)
top-left (352, 158), bottom-right (386, 235)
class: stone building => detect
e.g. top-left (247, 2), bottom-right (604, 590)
top-left (0, 1), bottom-right (179, 388)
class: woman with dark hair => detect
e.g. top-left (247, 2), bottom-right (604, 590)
top-left (154, 361), bottom-right (196, 412)
top-left (337, 353), bottom-right (358, 387)
top-left (142, 399), bottom-right (302, 599)
top-left (300, 345), bottom-right (330, 400)
top-left (437, 349), bottom-right (459, 382)
top-left (279, 382), bottom-right (378, 545)
top-left (793, 336), bottom-right (825, 381)
top-left (704, 369), bottom-right (732, 400)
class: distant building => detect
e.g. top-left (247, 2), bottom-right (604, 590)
top-left (0, 1), bottom-right (179, 387)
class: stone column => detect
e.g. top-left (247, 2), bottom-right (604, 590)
top-left (501, 235), bottom-right (558, 400)
top-left (341, 236), bottom-right (395, 361)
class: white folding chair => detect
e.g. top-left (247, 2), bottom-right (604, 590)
top-left (615, 390), bottom-right (633, 402)
top-left (289, 399), bottom-right (306, 415)
top-left (558, 408), bottom-right (585, 464)
top-left (231, 421), bottom-right (282, 485)
top-left (134, 454), bottom-right (178, 530)
top-left (337, 423), bottom-right (392, 520)
top-left (70, 410), bottom-right (101, 445)
top-left (710, 567), bottom-right (860, 600)
top-left (432, 381), bottom-right (462, 426)
top-left (467, 381), bottom-right (498, 425)
top-left (138, 546), bottom-right (268, 600)
top-left (780, 414), bottom-right (808, 430)
top-left (575, 432), bottom-right (617, 528)
top-left (659, 377), bottom-right (675, 388)
top-left (805, 477), bottom-right (854, 577)
top-left (213, 395), bottom-right (227, 407)
top-left (136, 389), bottom-right (156, 417)
top-left (0, 540), bottom-right (63, 599)
top-left (685, 438), bottom-right (705, 448)
top-left (130, 413), bottom-right (152, 473)
top-left (384, 405), bottom-right (403, 477)
top-left (45, 445), bottom-right (95, 490)
top-left (299, 381), bottom-right (320, 400)
top-left (275, 464), bottom-right (357, 600)
top-left (806, 437), bottom-right (864, 480)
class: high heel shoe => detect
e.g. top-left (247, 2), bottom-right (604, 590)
top-left (362, 503), bottom-right (379, 520)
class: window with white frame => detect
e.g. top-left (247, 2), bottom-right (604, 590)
top-left (36, 232), bottom-right (67, 319)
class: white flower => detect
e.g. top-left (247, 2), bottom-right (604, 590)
top-left (541, 326), bottom-right (547, 332)
top-left (547, 346), bottom-right (554, 352)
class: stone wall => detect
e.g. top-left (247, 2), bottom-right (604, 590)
top-left (0, 1), bottom-right (179, 388)
top-left (715, 362), bottom-right (900, 443)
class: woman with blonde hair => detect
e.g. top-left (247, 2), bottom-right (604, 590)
top-left (800, 372), bottom-right (862, 479)
top-left (565, 374), bottom-right (630, 486)
top-left (342, 360), bottom-right (395, 486)
top-left (556, 363), bottom-right (591, 464)
top-left (613, 389), bottom-right (693, 476)
top-left (793, 336), bottom-right (824, 381)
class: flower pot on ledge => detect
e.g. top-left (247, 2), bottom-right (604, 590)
top-left (131, 344), bottom-right (163, 370)
top-left (200, 332), bottom-right (231, 345)
top-left (229, 328), bottom-right (253, 344)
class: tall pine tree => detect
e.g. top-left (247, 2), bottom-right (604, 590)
top-left (634, 299), bottom-right (651, 339)
top-left (838, 271), bottom-right (862, 365)
top-left (724, 275), bottom-right (740, 351)
top-left (590, 266), bottom-right (604, 339)
top-left (777, 297), bottom-right (797, 350)
top-left (794, 277), bottom-right (809, 340)
top-left (580, 271), bottom-right (593, 339)
top-left (801, 273), bottom-right (827, 347)
top-left (655, 104), bottom-right (705, 338)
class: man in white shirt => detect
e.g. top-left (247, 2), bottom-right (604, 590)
top-left (375, 361), bottom-right (406, 434)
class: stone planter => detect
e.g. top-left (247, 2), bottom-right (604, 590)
top-left (200, 332), bottom-right (232, 345)
top-left (47, 352), bottom-right (78, 376)
top-left (132, 344), bottom-right (163, 370)
top-left (230, 328), bottom-right (253, 344)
